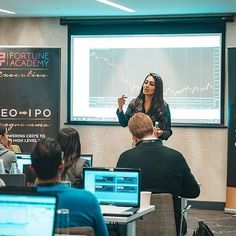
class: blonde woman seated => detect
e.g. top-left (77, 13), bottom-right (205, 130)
top-left (56, 128), bottom-right (89, 188)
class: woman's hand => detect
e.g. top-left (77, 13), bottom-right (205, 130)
top-left (154, 127), bottom-right (163, 138)
top-left (117, 95), bottom-right (127, 112)
top-left (5, 138), bottom-right (12, 150)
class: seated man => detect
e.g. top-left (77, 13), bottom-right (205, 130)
top-left (116, 112), bottom-right (200, 235)
top-left (31, 137), bottom-right (108, 236)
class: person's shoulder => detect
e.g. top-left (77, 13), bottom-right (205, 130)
top-left (162, 101), bottom-right (170, 109)
top-left (117, 148), bottom-right (135, 165)
top-left (129, 97), bottom-right (143, 106)
top-left (69, 187), bottom-right (97, 200)
top-left (0, 146), bottom-right (16, 159)
top-left (70, 188), bottom-right (101, 207)
top-left (162, 145), bottom-right (184, 159)
top-left (74, 158), bottom-right (87, 169)
top-left (8, 150), bottom-right (17, 161)
top-left (119, 147), bottom-right (135, 158)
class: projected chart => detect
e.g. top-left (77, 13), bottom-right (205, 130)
top-left (71, 34), bottom-right (222, 124)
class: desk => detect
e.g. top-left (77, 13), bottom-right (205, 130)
top-left (55, 235), bottom-right (86, 236)
top-left (104, 205), bottom-right (155, 236)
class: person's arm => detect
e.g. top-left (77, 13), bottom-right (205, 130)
top-left (116, 153), bottom-right (127, 168)
top-left (91, 198), bottom-right (109, 236)
top-left (116, 98), bottom-right (135, 127)
top-left (4, 151), bottom-right (17, 173)
top-left (116, 109), bottom-right (129, 127)
top-left (180, 157), bottom-right (200, 198)
top-left (159, 105), bottom-right (172, 140)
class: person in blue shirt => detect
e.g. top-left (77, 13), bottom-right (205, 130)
top-left (31, 137), bottom-right (108, 236)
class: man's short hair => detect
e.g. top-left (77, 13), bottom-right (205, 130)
top-left (128, 112), bottom-right (154, 139)
top-left (31, 137), bottom-right (62, 180)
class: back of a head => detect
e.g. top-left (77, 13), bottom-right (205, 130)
top-left (31, 138), bottom-right (62, 180)
top-left (128, 112), bottom-right (154, 139)
top-left (56, 127), bottom-right (81, 160)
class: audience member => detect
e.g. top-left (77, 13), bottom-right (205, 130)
top-left (56, 127), bottom-right (89, 188)
top-left (116, 112), bottom-right (200, 235)
top-left (117, 73), bottom-right (172, 140)
top-left (0, 123), bottom-right (17, 173)
top-left (31, 137), bottom-right (108, 236)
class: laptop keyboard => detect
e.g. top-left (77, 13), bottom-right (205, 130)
top-left (100, 205), bottom-right (139, 216)
top-left (101, 205), bottom-right (131, 214)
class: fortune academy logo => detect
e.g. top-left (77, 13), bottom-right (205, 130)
top-left (0, 52), bottom-right (6, 66)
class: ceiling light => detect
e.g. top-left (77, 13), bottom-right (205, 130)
top-left (0, 9), bottom-right (16, 14)
top-left (96, 0), bottom-right (136, 13)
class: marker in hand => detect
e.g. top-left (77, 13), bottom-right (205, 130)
top-left (118, 95), bottom-right (127, 111)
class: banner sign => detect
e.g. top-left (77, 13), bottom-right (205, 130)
top-left (225, 47), bottom-right (236, 213)
top-left (0, 47), bottom-right (60, 152)
top-left (227, 47), bottom-right (236, 187)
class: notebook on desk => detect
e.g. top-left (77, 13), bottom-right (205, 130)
top-left (83, 167), bottom-right (141, 216)
top-left (0, 191), bottom-right (57, 236)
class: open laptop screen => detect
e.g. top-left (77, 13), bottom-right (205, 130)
top-left (80, 154), bottom-right (93, 167)
top-left (83, 167), bottom-right (140, 207)
top-left (15, 153), bottom-right (31, 173)
top-left (0, 192), bottom-right (57, 236)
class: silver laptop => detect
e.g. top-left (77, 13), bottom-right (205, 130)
top-left (83, 167), bottom-right (141, 216)
top-left (0, 191), bottom-right (57, 236)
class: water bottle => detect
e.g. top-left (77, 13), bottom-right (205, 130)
top-left (56, 208), bottom-right (70, 234)
top-left (155, 121), bottom-right (159, 128)
top-left (0, 159), bottom-right (5, 174)
top-left (9, 160), bottom-right (20, 174)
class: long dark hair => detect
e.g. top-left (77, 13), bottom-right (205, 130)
top-left (0, 123), bottom-right (6, 145)
top-left (137, 73), bottom-right (166, 119)
top-left (0, 123), bottom-right (6, 136)
top-left (56, 127), bottom-right (81, 177)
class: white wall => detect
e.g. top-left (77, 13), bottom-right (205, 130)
top-left (1, 17), bottom-right (235, 202)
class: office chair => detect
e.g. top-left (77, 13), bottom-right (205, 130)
top-left (136, 193), bottom-right (177, 236)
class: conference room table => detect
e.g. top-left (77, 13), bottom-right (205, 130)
top-left (104, 205), bottom-right (155, 236)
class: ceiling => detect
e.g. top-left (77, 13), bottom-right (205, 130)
top-left (1, 0), bottom-right (236, 18)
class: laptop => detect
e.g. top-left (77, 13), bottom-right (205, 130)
top-left (15, 153), bottom-right (37, 185)
top-left (15, 153), bottom-right (32, 174)
top-left (80, 154), bottom-right (93, 167)
top-left (0, 191), bottom-right (57, 236)
top-left (0, 174), bottom-right (26, 187)
top-left (83, 167), bottom-right (141, 216)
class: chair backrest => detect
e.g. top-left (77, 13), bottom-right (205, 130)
top-left (55, 226), bottom-right (95, 236)
top-left (136, 193), bottom-right (177, 236)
